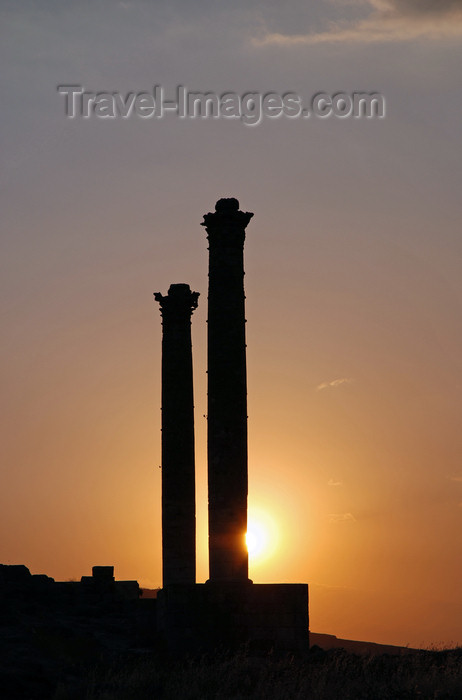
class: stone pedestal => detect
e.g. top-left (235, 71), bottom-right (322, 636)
top-left (157, 582), bottom-right (309, 655)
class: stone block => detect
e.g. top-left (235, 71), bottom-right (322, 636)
top-left (157, 581), bottom-right (309, 655)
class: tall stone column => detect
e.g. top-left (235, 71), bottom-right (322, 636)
top-left (202, 198), bottom-right (254, 582)
top-left (154, 284), bottom-right (199, 587)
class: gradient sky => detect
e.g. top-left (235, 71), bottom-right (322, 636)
top-left (1, 0), bottom-right (462, 648)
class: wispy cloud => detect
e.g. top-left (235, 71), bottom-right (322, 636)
top-left (328, 512), bottom-right (356, 523)
top-left (316, 377), bottom-right (353, 391)
top-left (253, 0), bottom-right (462, 45)
top-left (448, 475), bottom-right (462, 483)
top-left (328, 478), bottom-right (343, 487)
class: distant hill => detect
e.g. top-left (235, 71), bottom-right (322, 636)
top-left (310, 632), bottom-right (417, 655)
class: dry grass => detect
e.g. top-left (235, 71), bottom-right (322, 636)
top-left (74, 645), bottom-right (462, 700)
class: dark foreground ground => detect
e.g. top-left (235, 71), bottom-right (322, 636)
top-left (2, 615), bottom-right (462, 700)
top-left (3, 645), bottom-right (462, 700)
top-left (1, 567), bottom-right (461, 700)
top-left (81, 647), bottom-right (462, 700)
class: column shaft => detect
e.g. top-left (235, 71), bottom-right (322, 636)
top-left (202, 198), bottom-right (254, 582)
top-left (155, 284), bottom-right (199, 587)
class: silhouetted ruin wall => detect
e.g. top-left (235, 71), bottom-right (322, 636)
top-left (157, 582), bottom-right (309, 654)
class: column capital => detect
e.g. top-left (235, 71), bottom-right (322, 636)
top-left (154, 284), bottom-right (199, 321)
top-left (201, 199), bottom-right (253, 246)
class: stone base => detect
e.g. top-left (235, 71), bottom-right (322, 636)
top-left (157, 581), bottom-right (309, 655)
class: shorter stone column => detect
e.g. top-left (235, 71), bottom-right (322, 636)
top-left (154, 284), bottom-right (199, 587)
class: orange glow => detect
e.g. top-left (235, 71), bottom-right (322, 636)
top-left (246, 507), bottom-right (280, 566)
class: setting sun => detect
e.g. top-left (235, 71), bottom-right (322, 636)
top-left (245, 508), bottom-right (279, 565)
top-left (245, 523), bottom-right (267, 557)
